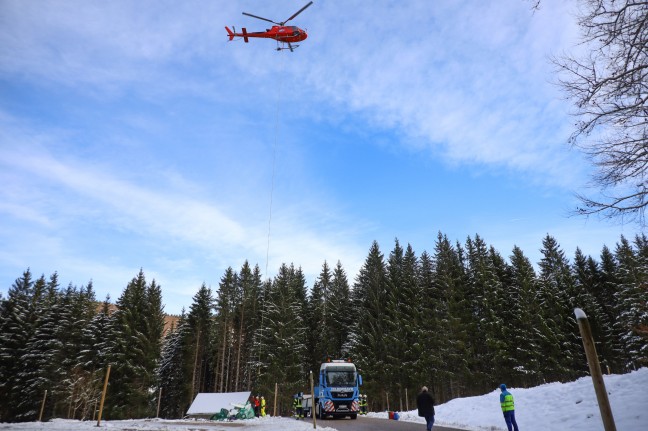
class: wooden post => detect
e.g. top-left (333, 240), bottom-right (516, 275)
top-left (38, 389), bottom-right (47, 422)
top-left (574, 308), bottom-right (617, 431)
top-left (156, 387), bottom-right (162, 418)
top-left (96, 364), bottom-right (111, 427)
top-left (93, 399), bottom-right (98, 421)
top-left (273, 382), bottom-right (278, 417)
top-left (386, 391), bottom-right (390, 411)
top-left (310, 371), bottom-right (316, 429)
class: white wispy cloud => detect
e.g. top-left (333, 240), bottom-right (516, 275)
top-left (1, 0), bottom-right (586, 186)
top-left (292, 0), bottom-right (586, 186)
top-left (0, 113), bottom-right (368, 309)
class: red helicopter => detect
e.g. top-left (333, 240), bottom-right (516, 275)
top-left (225, 1), bottom-right (313, 52)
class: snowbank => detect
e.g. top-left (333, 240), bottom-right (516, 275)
top-left (369, 368), bottom-right (648, 431)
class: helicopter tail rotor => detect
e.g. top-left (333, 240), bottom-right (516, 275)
top-left (225, 26), bottom-right (235, 41)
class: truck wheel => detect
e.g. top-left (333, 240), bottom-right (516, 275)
top-left (316, 404), bottom-right (324, 420)
top-left (351, 414), bottom-right (357, 419)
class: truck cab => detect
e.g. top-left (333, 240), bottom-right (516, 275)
top-left (313, 359), bottom-right (363, 419)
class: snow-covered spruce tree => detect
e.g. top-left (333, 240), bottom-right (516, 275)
top-left (382, 238), bottom-right (405, 406)
top-left (431, 234), bottom-right (470, 401)
top-left (143, 279), bottom-right (165, 414)
top-left (0, 269), bottom-right (37, 422)
top-left (232, 261), bottom-right (263, 392)
top-left (385, 240), bottom-right (421, 411)
top-left (350, 241), bottom-right (389, 409)
top-left (20, 274), bottom-right (99, 421)
top-left (488, 245), bottom-right (519, 387)
top-left (76, 297), bottom-right (112, 418)
top-left (614, 235), bottom-right (648, 369)
top-left (536, 235), bottom-right (585, 382)
top-left (572, 248), bottom-right (610, 371)
top-left (157, 311), bottom-right (193, 418)
top-left (13, 274), bottom-right (49, 422)
top-left (55, 281), bottom-right (99, 420)
top-left (328, 261), bottom-right (353, 358)
top-left (595, 245), bottom-right (628, 371)
top-left (257, 264), bottom-right (307, 410)
top-left (631, 235), bottom-right (648, 364)
top-left (416, 250), bottom-right (444, 398)
top-left (104, 270), bottom-right (164, 419)
top-left (187, 283), bottom-right (216, 397)
top-left (463, 235), bottom-right (508, 393)
top-left (307, 261), bottom-right (332, 374)
top-left (250, 278), bottom-right (272, 395)
top-left (214, 267), bottom-right (239, 393)
top-left (507, 246), bottom-right (544, 387)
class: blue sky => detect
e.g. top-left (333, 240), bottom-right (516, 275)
top-left (0, 0), bottom-right (637, 315)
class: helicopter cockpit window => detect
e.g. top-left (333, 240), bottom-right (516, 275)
top-left (291, 26), bottom-right (299, 36)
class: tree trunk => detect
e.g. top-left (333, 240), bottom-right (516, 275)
top-left (235, 305), bottom-right (245, 391)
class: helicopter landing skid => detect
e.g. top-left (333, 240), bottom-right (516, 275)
top-left (276, 42), bottom-right (299, 52)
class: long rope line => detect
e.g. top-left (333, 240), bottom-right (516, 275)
top-left (258, 51), bottom-right (286, 379)
top-left (264, 51), bottom-right (286, 281)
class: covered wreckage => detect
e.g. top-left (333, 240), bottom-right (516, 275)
top-left (185, 391), bottom-right (253, 420)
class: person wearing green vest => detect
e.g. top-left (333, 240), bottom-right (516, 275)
top-left (499, 384), bottom-right (520, 431)
top-left (293, 393), bottom-right (303, 419)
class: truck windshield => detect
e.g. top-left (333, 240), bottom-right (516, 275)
top-left (326, 370), bottom-right (356, 386)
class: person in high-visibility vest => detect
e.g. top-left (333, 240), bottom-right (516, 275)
top-left (296, 393), bottom-right (304, 419)
top-left (499, 384), bottom-right (520, 431)
top-left (260, 395), bottom-right (266, 417)
top-left (292, 394), bottom-right (298, 419)
top-left (362, 394), bottom-right (368, 414)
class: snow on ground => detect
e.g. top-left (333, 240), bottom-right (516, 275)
top-left (1, 368), bottom-right (646, 431)
top-left (0, 416), bottom-right (339, 431)
top-left (369, 367), bottom-right (648, 431)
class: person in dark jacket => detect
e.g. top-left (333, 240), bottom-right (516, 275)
top-left (416, 386), bottom-right (435, 431)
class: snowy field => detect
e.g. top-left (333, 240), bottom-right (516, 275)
top-left (384, 367), bottom-right (648, 431)
top-left (1, 368), bottom-right (646, 431)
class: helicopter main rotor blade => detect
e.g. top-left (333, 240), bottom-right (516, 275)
top-left (281, 1), bottom-right (313, 25)
top-left (242, 12), bottom-right (278, 25)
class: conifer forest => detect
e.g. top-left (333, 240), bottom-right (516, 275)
top-left (1, 233), bottom-right (646, 423)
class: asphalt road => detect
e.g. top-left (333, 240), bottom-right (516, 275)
top-left (309, 416), bottom-right (467, 431)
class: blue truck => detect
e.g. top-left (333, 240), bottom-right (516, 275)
top-left (313, 359), bottom-right (363, 419)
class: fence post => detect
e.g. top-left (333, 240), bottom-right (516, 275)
top-left (156, 387), bottom-right (162, 418)
top-left (96, 364), bottom-right (111, 427)
top-left (574, 308), bottom-right (617, 431)
top-left (273, 382), bottom-right (278, 417)
top-left (38, 390), bottom-right (48, 422)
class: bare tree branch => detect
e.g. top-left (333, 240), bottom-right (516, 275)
top-left (553, 0), bottom-right (648, 226)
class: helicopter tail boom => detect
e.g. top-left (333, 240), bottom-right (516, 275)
top-left (225, 26), bottom-right (235, 41)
